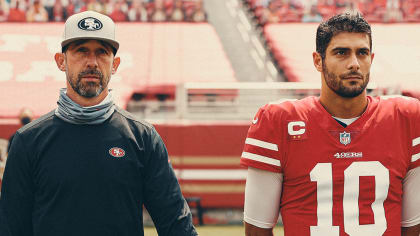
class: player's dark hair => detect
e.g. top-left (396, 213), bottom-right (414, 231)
top-left (62, 40), bottom-right (117, 56)
top-left (316, 11), bottom-right (372, 59)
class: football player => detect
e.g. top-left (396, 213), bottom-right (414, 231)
top-left (241, 12), bottom-right (420, 236)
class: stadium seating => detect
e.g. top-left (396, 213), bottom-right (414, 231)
top-left (0, 0), bottom-right (207, 23)
top-left (242, 0), bottom-right (420, 25)
top-left (0, 23), bottom-right (235, 118)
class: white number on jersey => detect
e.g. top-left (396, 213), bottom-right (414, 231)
top-left (310, 161), bottom-right (389, 236)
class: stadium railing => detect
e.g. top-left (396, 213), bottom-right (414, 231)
top-left (128, 81), bottom-right (381, 121)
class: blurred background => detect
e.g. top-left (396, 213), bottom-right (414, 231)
top-left (0, 0), bottom-right (419, 234)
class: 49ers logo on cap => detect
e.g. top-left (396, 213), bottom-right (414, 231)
top-left (78, 17), bottom-right (103, 31)
top-left (109, 147), bottom-right (125, 158)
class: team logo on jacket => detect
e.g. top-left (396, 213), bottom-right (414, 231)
top-left (109, 147), bottom-right (125, 158)
top-left (78, 17), bottom-right (103, 31)
top-left (339, 131), bottom-right (351, 145)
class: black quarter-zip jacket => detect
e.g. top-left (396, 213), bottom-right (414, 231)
top-left (0, 107), bottom-right (197, 236)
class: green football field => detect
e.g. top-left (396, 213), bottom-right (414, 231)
top-left (144, 225), bottom-right (284, 235)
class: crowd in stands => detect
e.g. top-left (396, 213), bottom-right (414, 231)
top-left (0, 0), bottom-right (207, 22)
top-left (243, 0), bottom-right (420, 25)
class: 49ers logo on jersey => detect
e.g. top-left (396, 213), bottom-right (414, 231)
top-left (109, 147), bottom-right (125, 158)
top-left (287, 121), bottom-right (308, 140)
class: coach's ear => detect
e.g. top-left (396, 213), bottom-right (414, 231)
top-left (54, 53), bottom-right (66, 72)
top-left (111, 56), bottom-right (120, 75)
top-left (313, 52), bottom-right (323, 72)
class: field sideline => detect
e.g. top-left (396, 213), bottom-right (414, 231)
top-left (144, 225), bottom-right (284, 235)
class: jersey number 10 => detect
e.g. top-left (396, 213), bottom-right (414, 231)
top-left (310, 161), bottom-right (389, 236)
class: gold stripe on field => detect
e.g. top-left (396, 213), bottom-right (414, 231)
top-left (181, 184), bottom-right (245, 193)
top-left (170, 156), bottom-right (240, 165)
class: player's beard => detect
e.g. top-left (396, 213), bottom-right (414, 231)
top-left (322, 62), bottom-right (369, 98)
top-left (67, 69), bottom-right (109, 98)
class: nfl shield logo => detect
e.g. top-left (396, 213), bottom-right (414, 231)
top-left (340, 131), bottom-right (351, 145)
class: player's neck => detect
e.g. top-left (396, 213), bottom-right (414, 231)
top-left (319, 91), bottom-right (368, 119)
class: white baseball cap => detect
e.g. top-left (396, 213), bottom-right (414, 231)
top-left (61, 11), bottom-right (119, 53)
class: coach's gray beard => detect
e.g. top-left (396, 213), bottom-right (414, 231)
top-left (67, 70), bottom-right (109, 98)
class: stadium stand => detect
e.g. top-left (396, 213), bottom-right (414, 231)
top-left (242, 0), bottom-right (420, 25)
top-left (0, 23), bottom-right (235, 118)
top-left (0, 0), bottom-right (207, 22)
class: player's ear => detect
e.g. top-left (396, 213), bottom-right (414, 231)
top-left (313, 52), bottom-right (323, 72)
top-left (54, 53), bottom-right (66, 72)
top-left (111, 57), bottom-right (120, 75)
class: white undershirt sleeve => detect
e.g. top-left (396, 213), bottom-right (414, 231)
top-left (401, 166), bottom-right (420, 227)
top-left (244, 167), bottom-right (283, 228)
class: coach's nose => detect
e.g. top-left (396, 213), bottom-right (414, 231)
top-left (85, 52), bottom-right (99, 69)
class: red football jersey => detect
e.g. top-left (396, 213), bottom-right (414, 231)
top-left (241, 96), bottom-right (420, 236)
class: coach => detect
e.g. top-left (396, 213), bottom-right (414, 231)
top-left (0, 11), bottom-right (197, 236)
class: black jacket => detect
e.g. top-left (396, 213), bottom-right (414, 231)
top-left (0, 107), bottom-right (197, 236)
